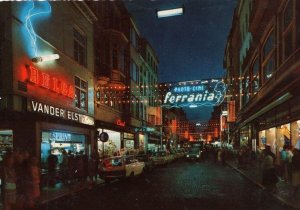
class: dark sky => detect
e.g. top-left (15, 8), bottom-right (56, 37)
top-left (125, 0), bottom-right (237, 122)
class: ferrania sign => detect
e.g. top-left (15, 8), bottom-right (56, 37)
top-left (162, 79), bottom-right (227, 108)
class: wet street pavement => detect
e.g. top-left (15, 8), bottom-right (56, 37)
top-left (40, 159), bottom-right (295, 210)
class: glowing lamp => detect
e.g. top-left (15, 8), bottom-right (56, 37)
top-left (189, 104), bottom-right (197, 108)
top-left (157, 7), bottom-right (184, 18)
top-left (32, 54), bottom-right (60, 63)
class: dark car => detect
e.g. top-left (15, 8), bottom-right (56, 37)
top-left (135, 154), bottom-right (154, 172)
top-left (186, 147), bottom-right (202, 161)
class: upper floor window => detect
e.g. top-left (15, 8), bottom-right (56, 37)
top-left (242, 71), bottom-right (250, 106)
top-left (251, 58), bottom-right (260, 95)
top-left (283, 0), bottom-right (295, 60)
top-left (262, 30), bottom-right (275, 83)
top-left (130, 61), bottom-right (138, 82)
top-left (130, 28), bottom-right (137, 48)
top-left (74, 28), bottom-right (87, 67)
top-left (112, 44), bottom-right (118, 70)
top-left (75, 76), bottom-right (87, 111)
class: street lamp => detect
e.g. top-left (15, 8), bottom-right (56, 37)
top-left (156, 7), bottom-right (184, 18)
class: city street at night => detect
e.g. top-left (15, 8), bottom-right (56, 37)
top-left (40, 158), bottom-right (293, 210)
top-left (1, 0), bottom-right (300, 210)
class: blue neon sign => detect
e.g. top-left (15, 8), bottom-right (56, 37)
top-left (162, 79), bottom-right (227, 108)
top-left (19, 0), bottom-right (52, 58)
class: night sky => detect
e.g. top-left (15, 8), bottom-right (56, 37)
top-left (125, 0), bottom-right (237, 122)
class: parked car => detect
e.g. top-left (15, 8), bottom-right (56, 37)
top-left (152, 151), bottom-right (168, 166)
top-left (98, 155), bottom-right (145, 182)
top-left (185, 147), bottom-right (202, 161)
top-left (135, 153), bottom-right (154, 172)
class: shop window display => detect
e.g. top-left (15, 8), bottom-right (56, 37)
top-left (0, 130), bottom-right (13, 159)
top-left (41, 131), bottom-right (86, 171)
top-left (97, 129), bottom-right (121, 157)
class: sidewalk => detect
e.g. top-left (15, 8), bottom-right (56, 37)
top-left (226, 159), bottom-right (300, 209)
top-left (0, 178), bottom-right (105, 210)
top-left (39, 178), bottom-right (105, 205)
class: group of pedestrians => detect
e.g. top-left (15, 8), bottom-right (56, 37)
top-left (260, 144), bottom-right (300, 198)
top-left (47, 149), bottom-right (99, 187)
top-left (1, 150), bottom-right (40, 210)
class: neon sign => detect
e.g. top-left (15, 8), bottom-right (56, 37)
top-left (25, 0), bottom-right (52, 57)
top-left (162, 79), bottom-right (227, 108)
top-left (116, 119), bottom-right (126, 127)
top-left (27, 65), bottom-right (75, 99)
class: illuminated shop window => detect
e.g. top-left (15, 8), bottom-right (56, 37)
top-left (75, 76), bottom-right (87, 111)
top-left (73, 28), bottom-right (87, 67)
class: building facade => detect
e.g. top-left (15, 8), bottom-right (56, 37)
top-left (224, 0), bottom-right (300, 159)
top-left (0, 2), bottom-right (96, 170)
top-left (87, 1), bottom-right (161, 154)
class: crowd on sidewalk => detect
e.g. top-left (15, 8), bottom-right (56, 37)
top-left (1, 150), bottom-right (40, 210)
top-left (222, 140), bottom-right (300, 199)
top-left (0, 148), bottom-right (101, 210)
top-left (45, 149), bottom-right (99, 188)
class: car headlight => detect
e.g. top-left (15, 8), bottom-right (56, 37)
top-left (196, 155), bottom-right (199, 158)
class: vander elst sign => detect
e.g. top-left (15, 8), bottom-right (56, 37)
top-left (28, 100), bottom-right (94, 126)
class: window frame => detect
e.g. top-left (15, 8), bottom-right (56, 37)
top-left (282, 0), bottom-right (295, 60)
top-left (73, 27), bottom-right (87, 67)
top-left (261, 29), bottom-right (275, 84)
top-left (74, 76), bottom-right (88, 111)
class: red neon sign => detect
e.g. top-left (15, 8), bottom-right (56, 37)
top-left (27, 65), bottom-right (75, 99)
top-left (116, 119), bottom-right (126, 127)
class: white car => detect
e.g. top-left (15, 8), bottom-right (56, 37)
top-left (99, 155), bottom-right (145, 182)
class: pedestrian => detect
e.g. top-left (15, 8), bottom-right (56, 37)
top-left (280, 145), bottom-right (293, 182)
top-left (2, 152), bottom-right (17, 210)
top-left (291, 142), bottom-right (300, 199)
top-left (15, 150), bottom-right (30, 210)
top-left (25, 156), bottom-right (40, 210)
top-left (67, 150), bottom-right (75, 184)
top-left (47, 151), bottom-right (58, 187)
top-left (60, 149), bottom-right (69, 184)
top-left (262, 145), bottom-right (278, 193)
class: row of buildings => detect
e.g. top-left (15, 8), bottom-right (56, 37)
top-left (223, 0), bottom-right (300, 160)
top-left (0, 1), bottom-right (192, 171)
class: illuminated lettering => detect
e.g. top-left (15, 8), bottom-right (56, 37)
top-left (29, 66), bottom-right (38, 84)
top-left (162, 80), bottom-right (226, 108)
top-left (187, 95), bottom-right (194, 102)
top-left (41, 72), bottom-right (50, 89)
top-left (52, 77), bottom-right (60, 93)
top-left (116, 119), bottom-right (126, 127)
top-left (30, 100), bottom-right (93, 125)
top-left (61, 82), bottom-right (68, 96)
top-left (68, 86), bottom-right (75, 99)
top-left (27, 65), bottom-right (75, 99)
top-left (175, 95), bottom-right (182, 102)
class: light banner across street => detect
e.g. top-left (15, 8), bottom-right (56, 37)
top-left (161, 79), bottom-right (227, 108)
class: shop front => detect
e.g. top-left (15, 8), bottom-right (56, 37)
top-left (240, 125), bottom-right (250, 147)
top-left (97, 128), bottom-right (122, 157)
top-left (258, 120), bottom-right (300, 164)
top-left (148, 134), bottom-right (161, 152)
top-left (41, 130), bottom-right (87, 171)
